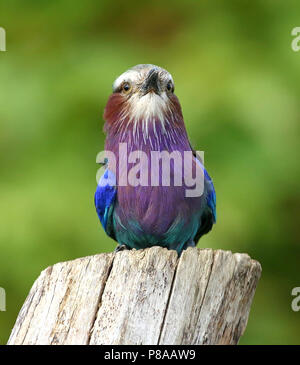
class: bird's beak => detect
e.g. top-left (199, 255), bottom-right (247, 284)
top-left (141, 68), bottom-right (160, 95)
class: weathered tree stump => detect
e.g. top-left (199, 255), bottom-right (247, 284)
top-left (8, 247), bottom-right (261, 345)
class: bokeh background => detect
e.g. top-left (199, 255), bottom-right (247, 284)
top-left (0, 0), bottom-right (299, 344)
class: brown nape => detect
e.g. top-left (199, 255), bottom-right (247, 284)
top-left (103, 93), bottom-right (128, 124)
top-left (169, 94), bottom-right (184, 124)
top-left (103, 91), bottom-right (185, 133)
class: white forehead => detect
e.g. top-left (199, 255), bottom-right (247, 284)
top-left (113, 64), bottom-right (174, 91)
top-left (113, 69), bottom-right (141, 90)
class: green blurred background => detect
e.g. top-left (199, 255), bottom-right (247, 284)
top-left (0, 0), bottom-right (299, 344)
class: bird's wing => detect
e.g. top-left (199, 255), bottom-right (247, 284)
top-left (203, 167), bottom-right (216, 223)
top-left (94, 168), bottom-right (117, 240)
top-left (193, 152), bottom-right (216, 242)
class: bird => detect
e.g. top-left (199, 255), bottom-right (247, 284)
top-left (95, 64), bottom-right (216, 254)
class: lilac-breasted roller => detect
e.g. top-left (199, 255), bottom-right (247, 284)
top-left (95, 64), bottom-right (216, 254)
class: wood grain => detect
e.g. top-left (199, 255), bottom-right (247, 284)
top-left (8, 247), bottom-right (261, 345)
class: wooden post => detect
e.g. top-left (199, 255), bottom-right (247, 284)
top-left (7, 247), bottom-right (261, 345)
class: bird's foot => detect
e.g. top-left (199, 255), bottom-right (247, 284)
top-left (186, 240), bottom-right (196, 248)
top-left (114, 244), bottom-right (129, 252)
top-left (179, 240), bottom-right (196, 254)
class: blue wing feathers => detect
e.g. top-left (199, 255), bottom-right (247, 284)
top-left (94, 169), bottom-right (117, 232)
top-left (203, 168), bottom-right (216, 223)
top-left (194, 157), bottom-right (216, 223)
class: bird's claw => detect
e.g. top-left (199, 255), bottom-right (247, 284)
top-left (114, 244), bottom-right (128, 252)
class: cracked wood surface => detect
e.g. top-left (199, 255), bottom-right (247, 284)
top-left (7, 247), bottom-right (261, 345)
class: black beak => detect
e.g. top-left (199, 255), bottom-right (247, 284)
top-left (142, 68), bottom-right (160, 94)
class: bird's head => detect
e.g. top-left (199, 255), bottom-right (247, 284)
top-left (104, 64), bottom-right (183, 132)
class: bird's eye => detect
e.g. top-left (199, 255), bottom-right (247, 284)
top-left (167, 81), bottom-right (173, 92)
top-left (122, 82), bottom-right (131, 93)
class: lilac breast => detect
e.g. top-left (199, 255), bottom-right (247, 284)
top-left (105, 118), bottom-right (204, 238)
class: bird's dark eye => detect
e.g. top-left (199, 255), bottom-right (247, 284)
top-left (167, 81), bottom-right (173, 92)
top-left (122, 82), bottom-right (131, 93)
